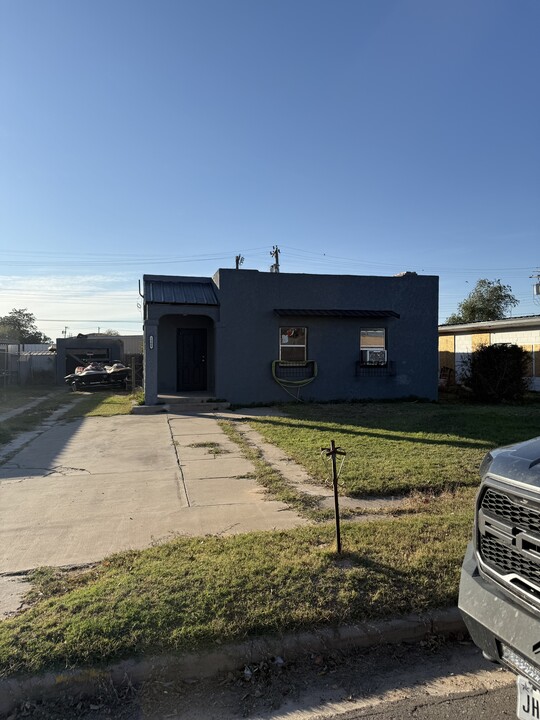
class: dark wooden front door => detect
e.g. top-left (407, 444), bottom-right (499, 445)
top-left (177, 329), bottom-right (207, 391)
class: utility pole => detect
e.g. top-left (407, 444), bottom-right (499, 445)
top-left (270, 245), bottom-right (280, 273)
top-left (530, 270), bottom-right (540, 305)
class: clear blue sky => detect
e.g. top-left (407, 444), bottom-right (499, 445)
top-left (1, 0), bottom-right (539, 340)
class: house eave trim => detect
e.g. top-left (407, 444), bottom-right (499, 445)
top-left (439, 315), bottom-right (540, 333)
top-left (273, 309), bottom-right (400, 319)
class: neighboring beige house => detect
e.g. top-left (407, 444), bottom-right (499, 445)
top-left (438, 315), bottom-right (540, 392)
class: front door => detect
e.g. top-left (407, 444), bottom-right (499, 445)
top-left (177, 329), bottom-right (207, 391)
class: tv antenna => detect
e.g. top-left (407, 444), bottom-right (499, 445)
top-left (235, 254), bottom-right (244, 270)
top-left (270, 245), bottom-right (280, 273)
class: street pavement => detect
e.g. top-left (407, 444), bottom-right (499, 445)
top-left (0, 639), bottom-right (516, 720)
top-left (0, 411), bottom-right (305, 614)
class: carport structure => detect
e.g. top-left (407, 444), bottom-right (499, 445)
top-left (55, 337), bottom-right (124, 384)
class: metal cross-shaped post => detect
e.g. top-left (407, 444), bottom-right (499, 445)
top-left (322, 439), bottom-right (346, 554)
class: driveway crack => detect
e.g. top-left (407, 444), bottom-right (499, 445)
top-left (166, 416), bottom-right (191, 507)
top-left (45, 465), bottom-right (91, 476)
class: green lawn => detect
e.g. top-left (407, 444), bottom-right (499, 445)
top-left (2, 399), bottom-right (535, 678)
top-left (63, 390), bottom-right (141, 418)
top-left (0, 513), bottom-right (470, 676)
top-left (245, 402), bottom-right (540, 496)
top-left (0, 385), bottom-right (61, 411)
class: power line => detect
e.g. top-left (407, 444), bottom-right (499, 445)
top-left (1, 246), bottom-right (269, 260)
top-left (281, 246), bottom-right (537, 274)
top-left (34, 318), bottom-right (142, 323)
top-left (0, 247), bottom-right (271, 269)
top-left (2, 241), bottom-right (535, 275)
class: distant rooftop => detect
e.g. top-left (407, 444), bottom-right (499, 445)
top-left (439, 314), bottom-right (540, 331)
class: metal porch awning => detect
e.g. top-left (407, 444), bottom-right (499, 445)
top-left (145, 279), bottom-right (219, 305)
top-left (273, 309), bottom-right (400, 319)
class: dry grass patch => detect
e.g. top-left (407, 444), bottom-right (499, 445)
top-left (219, 419), bottom-right (324, 519)
top-left (0, 391), bottom-right (72, 449)
top-left (0, 385), bottom-right (60, 411)
top-left (0, 513), bottom-right (472, 677)
top-left (187, 441), bottom-right (231, 456)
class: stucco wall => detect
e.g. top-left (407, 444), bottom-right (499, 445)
top-left (210, 269), bottom-right (438, 404)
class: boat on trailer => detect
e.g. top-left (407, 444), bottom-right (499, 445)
top-left (64, 362), bottom-right (131, 390)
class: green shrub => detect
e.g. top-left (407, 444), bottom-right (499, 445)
top-left (464, 343), bottom-right (530, 403)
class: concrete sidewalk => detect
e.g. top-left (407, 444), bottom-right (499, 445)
top-left (0, 411), bottom-right (305, 614)
top-left (168, 414), bottom-right (304, 534)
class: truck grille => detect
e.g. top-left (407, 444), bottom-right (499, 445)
top-left (480, 535), bottom-right (540, 586)
top-left (478, 487), bottom-right (540, 597)
top-left (481, 489), bottom-right (540, 535)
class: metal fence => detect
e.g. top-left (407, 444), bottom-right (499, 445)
top-left (0, 344), bottom-right (56, 386)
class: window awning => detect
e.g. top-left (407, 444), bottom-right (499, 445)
top-left (273, 309), bottom-right (400, 319)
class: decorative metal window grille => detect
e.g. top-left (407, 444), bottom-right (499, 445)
top-left (273, 360), bottom-right (317, 382)
top-left (355, 360), bottom-right (396, 377)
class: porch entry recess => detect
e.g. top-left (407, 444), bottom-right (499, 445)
top-left (176, 329), bottom-right (207, 391)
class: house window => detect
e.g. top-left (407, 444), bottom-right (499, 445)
top-left (279, 327), bottom-right (307, 362)
top-left (360, 328), bottom-right (386, 365)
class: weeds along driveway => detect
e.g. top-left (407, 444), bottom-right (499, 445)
top-left (0, 413), bottom-right (304, 576)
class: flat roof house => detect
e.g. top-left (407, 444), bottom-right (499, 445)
top-left (439, 315), bottom-right (540, 391)
top-left (143, 269), bottom-right (439, 406)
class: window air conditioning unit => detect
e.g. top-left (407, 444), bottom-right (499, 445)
top-left (534, 283), bottom-right (540, 297)
top-left (366, 349), bottom-right (387, 364)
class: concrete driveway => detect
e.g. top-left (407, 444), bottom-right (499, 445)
top-left (0, 413), bottom-right (304, 578)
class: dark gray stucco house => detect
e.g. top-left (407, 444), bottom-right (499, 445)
top-left (143, 269), bottom-right (439, 405)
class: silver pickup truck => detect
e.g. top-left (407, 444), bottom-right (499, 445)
top-left (459, 436), bottom-right (540, 720)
